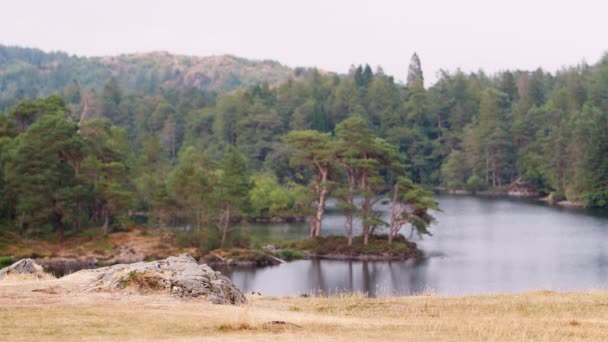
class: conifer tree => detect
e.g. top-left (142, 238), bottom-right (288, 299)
top-left (407, 53), bottom-right (424, 87)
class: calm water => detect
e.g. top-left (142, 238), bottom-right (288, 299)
top-left (217, 195), bottom-right (608, 296)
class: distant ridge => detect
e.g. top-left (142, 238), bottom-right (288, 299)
top-left (0, 45), bottom-right (312, 110)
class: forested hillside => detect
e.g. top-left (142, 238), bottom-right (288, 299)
top-left (1, 46), bottom-right (607, 249)
top-left (0, 45), bottom-right (303, 111)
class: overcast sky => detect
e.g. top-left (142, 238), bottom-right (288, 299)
top-left (1, 0), bottom-right (607, 84)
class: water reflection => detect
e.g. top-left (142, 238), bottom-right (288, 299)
top-left (216, 259), bottom-right (431, 296)
top-left (216, 194), bottom-right (608, 296)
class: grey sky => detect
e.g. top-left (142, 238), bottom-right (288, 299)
top-left (1, 0), bottom-right (606, 84)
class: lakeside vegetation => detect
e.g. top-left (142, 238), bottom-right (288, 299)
top-left (1, 45), bottom-right (608, 261)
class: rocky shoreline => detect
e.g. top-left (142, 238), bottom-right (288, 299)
top-left (32, 241), bottom-right (422, 275)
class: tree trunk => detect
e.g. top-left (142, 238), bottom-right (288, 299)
top-left (346, 214), bottom-right (353, 246)
top-left (74, 199), bottom-right (82, 233)
top-left (314, 169), bottom-right (328, 237)
top-left (196, 209), bottom-right (201, 232)
top-left (57, 215), bottom-right (65, 242)
top-left (221, 225), bottom-right (228, 249)
top-left (492, 158), bottom-right (497, 187)
top-left (309, 216), bottom-right (316, 238)
top-left (346, 170), bottom-right (355, 246)
top-left (485, 153), bottom-right (490, 185)
top-left (388, 184), bottom-right (398, 245)
top-left (220, 206), bottom-right (230, 249)
top-left (361, 171), bottom-right (370, 246)
top-left (102, 207), bottom-right (109, 235)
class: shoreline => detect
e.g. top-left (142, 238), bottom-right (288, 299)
top-left (30, 236), bottom-right (423, 273)
top-left (436, 187), bottom-right (584, 208)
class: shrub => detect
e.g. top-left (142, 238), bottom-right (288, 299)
top-left (465, 175), bottom-right (485, 193)
top-left (275, 249), bottom-right (304, 261)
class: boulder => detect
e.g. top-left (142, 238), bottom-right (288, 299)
top-left (508, 178), bottom-right (540, 197)
top-left (0, 258), bottom-right (53, 280)
top-left (74, 253), bottom-right (246, 305)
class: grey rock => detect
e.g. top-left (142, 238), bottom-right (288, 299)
top-left (75, 254), bottom-right (246, 305)
top-left (0, 258), bottom-right (50, 280)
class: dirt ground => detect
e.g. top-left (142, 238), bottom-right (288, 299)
top-left (1, 275), bottom-right (608, 341)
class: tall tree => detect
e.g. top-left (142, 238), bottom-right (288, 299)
top-left (286, 130), bottom-right (334, 237)
top-left (7, 115), bottom-right (83, 240)
top-left (407, 53), bottom-right (424, 87)
top-left (80, 119), bottom-right (134, 235)
top-left (214, 146), bottom-right (252, 248)
top-left (168, 146), bottom-right (215, 232)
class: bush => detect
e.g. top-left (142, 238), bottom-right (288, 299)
top-left (275, 249), bottom-right (304, 261)
top-left (175, 230), bottom-right (204, 249)
top-left (549, 190), bottom-right (566, 203)
top-left (583, 189), bottom-right (608, 208)
top-left (465, 175), bottom-right (485, 193)
top-left (175, 228), bottom-right (221, 254)
top-left (228, 229), bottom-right (251, 249)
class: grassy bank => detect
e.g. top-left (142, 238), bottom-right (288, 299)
top-left (0, 277), bottom-right (607, 341)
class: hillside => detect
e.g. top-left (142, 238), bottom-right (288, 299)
top-left (0, 45), bottom-right (304, 110)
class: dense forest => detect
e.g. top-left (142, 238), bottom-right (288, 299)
top-left (1, 45), bottom-right (607, 250)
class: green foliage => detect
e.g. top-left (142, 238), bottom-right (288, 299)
top-left (249, 174), bottom-right (299, 218)
top-left (0, 256), bottom-right (13, 268)
top-left (277, 235), bottom-right (415, 256)
top-left (583, 189), bottom-right (608, 208)
top-left (275, 249), bottom-right (304, 261)
top-left (465, 175), bottom-right (485, 193)
top-left (407, 53), bottom-right (424, 87)
top-left (389, 177), bottom-right (439, 240)
top-left (440, 150), bottom-right (469, 189)
top-left (214, 146), bottom-right (253, 247)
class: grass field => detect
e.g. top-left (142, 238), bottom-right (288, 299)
top-left (1, 276), bottom-right (607, 341)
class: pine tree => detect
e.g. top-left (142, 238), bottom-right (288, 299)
top-left (407, 53), bottom-right (424, 87)
top-left (214, 146), bottom-right (252, 248)
top-left (388, 177), bottom-right (438, 244)
top-left (286, 130), bottom-right (334, 237)
top-left (7, 115), bottom-right (84, 240)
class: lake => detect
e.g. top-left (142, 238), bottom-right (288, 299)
top-left (215, 194), bottom-right (608, 296)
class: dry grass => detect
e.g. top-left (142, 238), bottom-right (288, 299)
top-left (1, 278), bottom-right (607, 341)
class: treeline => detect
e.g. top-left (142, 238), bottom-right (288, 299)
top-left (0, 95), bottom-right (436, 251)
top-left (7, 47), bottom-right (607, 209)
top-left (1, 49), bottom-right (608, 247)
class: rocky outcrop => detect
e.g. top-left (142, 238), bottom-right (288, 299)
top-left (71, 254), bottom-right (245, 305)
top-left (508, 178), bottom-right (540, 197)
top-left (0, 258), bottom-right (54, 280)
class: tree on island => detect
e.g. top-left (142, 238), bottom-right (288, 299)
top-left (286, 130), bottom-right (334, 238)
top-left (388, 177), bottom-right (438, 244)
